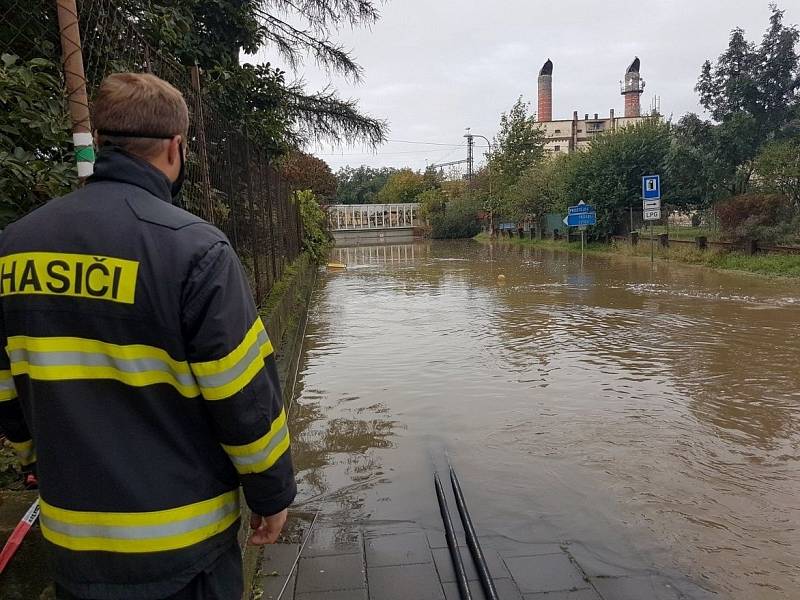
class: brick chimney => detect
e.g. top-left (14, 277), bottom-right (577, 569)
top-left (621, 57), bottom-right (644, 118)
top-left (537, 59), bottom-right (553, 122)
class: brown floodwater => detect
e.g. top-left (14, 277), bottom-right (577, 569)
top-left (289, 240), bottom-right (800, 599)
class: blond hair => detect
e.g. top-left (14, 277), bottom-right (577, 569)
top-left (93, 73), bottom-right (189, 158)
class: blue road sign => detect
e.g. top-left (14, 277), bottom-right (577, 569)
top-left (563, 212), bottom-right (597, 227)
top-left (643, 175), bottom-right (661, 200)
top-left (568, 203), bottom-right (594, 215)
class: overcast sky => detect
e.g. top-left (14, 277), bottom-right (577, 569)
top-left (253, 1), bottom-right (798, 173)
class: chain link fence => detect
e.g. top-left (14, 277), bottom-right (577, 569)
top-left (0, 0), bottom-right (302, 307)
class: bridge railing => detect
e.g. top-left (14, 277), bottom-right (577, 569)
top-left (328, 204), bottom-right (421, 231)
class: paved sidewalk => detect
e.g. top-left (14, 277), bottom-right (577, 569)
top-left (252, 521), bottom-right (714, 600)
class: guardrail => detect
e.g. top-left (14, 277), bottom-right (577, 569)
top-left (613, 234), bottom-right (800, 256)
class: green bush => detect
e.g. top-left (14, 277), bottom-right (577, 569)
top-left (0, 54), bottom-right (74, 225)
top-left (716, 193), bottom-right (796, 243)
top-left (295, 189), bottom-right (332, 261)
top-left (430, 197), bottom-right (482, 239)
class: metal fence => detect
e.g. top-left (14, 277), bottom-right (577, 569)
top-left (0, 0), bottom-right (302, 307)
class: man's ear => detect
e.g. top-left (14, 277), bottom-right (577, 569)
top-left (168, 135), bottom-right (183, 166)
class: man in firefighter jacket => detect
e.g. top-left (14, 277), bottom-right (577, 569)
top-left (0, 72), bottom-right (296, 599)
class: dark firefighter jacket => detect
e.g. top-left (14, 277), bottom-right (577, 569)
top-left (0, 149), bottom-right (296, 599)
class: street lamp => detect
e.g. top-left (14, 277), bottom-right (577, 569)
top-left (464, 131), bottom-right (494, 236)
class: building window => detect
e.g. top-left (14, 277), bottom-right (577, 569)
top-left (555, 129), bottom-right (561, 134)
top-left (554, 145), bottom-right (561, 152)
top-left (577, 129), bottom-right (582, 133)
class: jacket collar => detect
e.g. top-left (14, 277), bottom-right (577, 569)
top-left (88, 148), bottom-right (174, 204)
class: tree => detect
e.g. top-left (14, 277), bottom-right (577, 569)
top-left (416, 188), bottom-right (447, 221)
top-left (754, 138), bottom-right (800, 208)
top-left (666, 114), bottom-right (731, 210)
top-left (376, 169), bottom-right (429, 204)
top-left (111, 0), bottom-right (388, 149)
top-left (487, 97), bottom-right (546, 220)
top-left (295, 190), bottom-right (333, 261)
top-left (0, 0), bottom-right (388, 224)
top-left (280, 151), bottom-right (337, 201)
top-left (695, 4), bottom-right (799, 193)
top-left (564, 120), bottom-right (671, 238)
top-left (506, 153), bottom-right (572, 223)
top-left (335, 165), bottom-right (396, 204)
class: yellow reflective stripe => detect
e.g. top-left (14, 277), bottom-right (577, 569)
top-left (190, 319), bottom-right (264, 377)
top-left (39, 490), bottom-right (240, 553)
top-left (10, 363), bottom-right (200, 397)
top-left (6, 336), bottom-right (200, 398)
top-left (222, 409), bottom-right (286, 457)
top-left (40, 489), bottom-right (237, 527)
top-left (0, 369), bottom-right (17, 402)
top-left (190, 318), bottom-right (274, 401)
top-left (221, 409), bottom-right (290, 474)
top-left (9, 439), bottom-right (36, 465)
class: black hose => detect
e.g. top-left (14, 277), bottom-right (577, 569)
top-left (434, 472), bottom-right (472, 600)
top-left (450, 467), bottom-right (499, 600)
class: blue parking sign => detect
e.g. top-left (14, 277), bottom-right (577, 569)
top-left (643, 175), bottom-right (661, 200)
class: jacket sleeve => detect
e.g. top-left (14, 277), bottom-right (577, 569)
top-left (0, 316), bottom-right (36, 473)
top-left (181, 240), bottom-right (296, 516)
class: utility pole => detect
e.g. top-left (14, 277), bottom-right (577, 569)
top-left (56, 0), bottom-right (94, 178)
top-left (465, 129), bottom-right (474, 181)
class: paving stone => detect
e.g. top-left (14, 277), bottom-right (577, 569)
top-left (257, 544), bottom-right (299, 600)
top-left (523, 590), bottom-right (602, 600)
top-left (478, 535), bottom-right (563, 556)
top-left (366, 531), bottom-right (433, 567)
top-left (364, 522), bottom-right (421, 538)
top-left (504, 554), bottom-right (588, 594)
top-left (427, 529), bottom-right (467, 549)
top-left (295, 553), bottom-right (365, 594)
top-left (562, 543), bottom-right (635, 578)
top-left (442, 578), bottom-right (524, 600)
top-left (303, 527), bottom-right (362, 557)
top-left (497, 543), bottom-right (565, 558)
top-left (589, 576), bottom-right (683, 600)
top-left (431, 546), bottom-right (510, 582)
top-left (368, 563), bottom-right (446, 600)
top-left (296, 590), bottom-right (368, 600)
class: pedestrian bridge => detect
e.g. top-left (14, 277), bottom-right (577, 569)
top-left (328, 203), bottom-right (422, 245)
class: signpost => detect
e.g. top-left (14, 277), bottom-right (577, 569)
top-left (563, 201), bottom-right (596, 260)
top-left (642, 175), bottom-right (661, 263)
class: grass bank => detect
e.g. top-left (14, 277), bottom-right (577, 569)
top-left (475, 233), bottom-right (800, 278)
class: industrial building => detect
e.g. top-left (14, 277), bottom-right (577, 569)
top-left (536, 57), bottom-right (659, 154)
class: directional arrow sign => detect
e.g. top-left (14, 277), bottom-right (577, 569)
top-left (563, 211), bottom-right (597, 227)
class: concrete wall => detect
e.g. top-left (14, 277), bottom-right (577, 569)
top-left (333, 228), bottom-right (417, 246)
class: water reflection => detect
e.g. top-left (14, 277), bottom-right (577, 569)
top-left (291, 240), bottom-right (800, 600)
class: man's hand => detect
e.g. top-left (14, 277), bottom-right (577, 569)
top-left (249, 508), bottom-right (288, 545)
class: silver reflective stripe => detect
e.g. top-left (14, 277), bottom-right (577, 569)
top-left (8, 348), bottom-right (197, 387)
top-left (0, 377), bottom-right (15, 392)
top-left (40, 498), bottom-right (239, 540)
top-left (227, 422), bottom-right (290, 467)
top-left (194, 330), bottom-right (270, 390)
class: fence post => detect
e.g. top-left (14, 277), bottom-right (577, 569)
top-left (190, 65), bottom-right (214, 220)
top-left (56, 0), bottom-right (94, 178)
top-left (242, 136), bottom-right (263, 304)
top-left (267, 167), bottom-right (278, 283)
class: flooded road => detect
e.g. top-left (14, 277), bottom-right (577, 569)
top-left (289, 240), bottom-right (800, 599)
